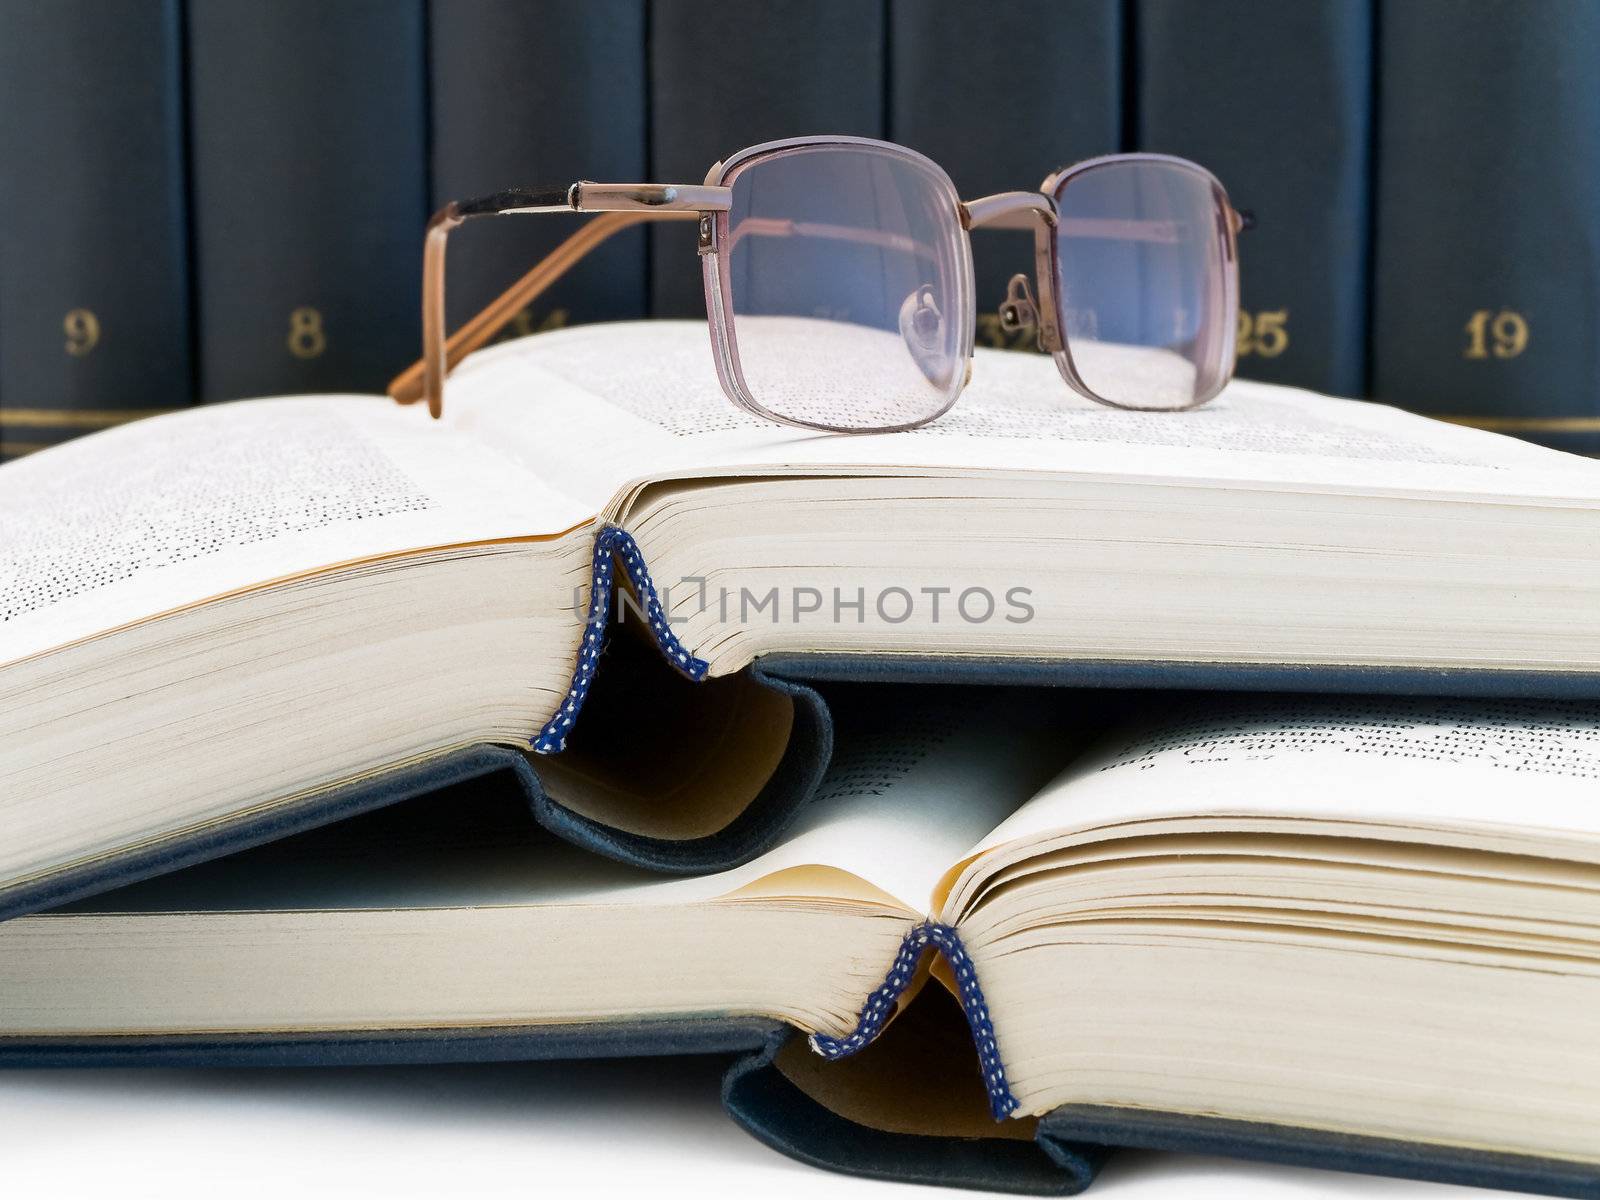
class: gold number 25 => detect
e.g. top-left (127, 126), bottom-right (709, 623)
top-left (1236, 310), bottom-right (1288, 358)
top-left (64, 308), bottom-right (100, 357)
top-left (1463, 309), bottom-right (1528, 360)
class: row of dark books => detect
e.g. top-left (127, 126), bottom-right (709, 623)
top-left (1, 0), bottom-right (1597, 458)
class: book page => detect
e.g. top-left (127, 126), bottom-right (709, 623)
top-left (968, 694), bottom-right (1600, 861)
top-left (70, 690), bottom-right (1076, 916)
top-left (639, 688), bottom-right (1076, 909)
top-left (0, 397), bottom-right (594, 666)
top-left (443, 320), bottom-right (1600, 513)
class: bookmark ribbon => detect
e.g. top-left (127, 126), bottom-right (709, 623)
top-left (533, 524), bottom-right (710, 754)
top-left (808, 921), bottom-right (1021, 1120)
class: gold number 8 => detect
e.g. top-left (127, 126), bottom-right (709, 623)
top-left (287, 306), bottom-right (327, 359)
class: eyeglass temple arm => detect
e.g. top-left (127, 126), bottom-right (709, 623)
top-left (388, 182), bottom-right (730, 418)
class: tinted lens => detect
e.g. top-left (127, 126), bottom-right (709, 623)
top-left (717, 144), bottom-right (971, 430)
top-left (1052, 159), bottom-right (1235, 410)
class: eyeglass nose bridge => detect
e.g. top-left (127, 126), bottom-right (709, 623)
top-left (961, 191), bottom-right (1057, 231)
top-left (960, 190), bottom-right (1065, 355)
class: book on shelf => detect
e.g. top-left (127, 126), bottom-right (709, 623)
top-left (1371, 0), bottom-right (1600, 454)
top-left (887, 0), bottom-right (1121, 351)
top-left (428, 0), bottom-right (648, 337)
top-left (0, 0), bottom-right (191, 459)
top-left (1134, 0), bottom-right (1374, 397)
top-left (647, 0), bottom-right (886, 317)
top-left (5, 317), bottom-right (1600, 917)
top-left (3, 684), bottom-right (1600, 1196)
top-left (185, 0), bottom-right (426, 402)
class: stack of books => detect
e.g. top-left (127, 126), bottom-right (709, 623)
top-left (3, 321), bottom-right (1600, 1194)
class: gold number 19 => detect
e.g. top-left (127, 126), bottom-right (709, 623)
top-left (1463, 309), bottom-right (1528, 360)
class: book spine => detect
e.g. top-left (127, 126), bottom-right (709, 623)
top-left (186, 0), bottom-right (427, 402)
top-left (427, 0), bottom-right (647, 338)
top-left (1134, 0), bottom-right (1375, 397)
top-left (889, 0), bottom-right (1121, 354)
top-left (0, 0), bottom-right (192, 458)
top-left (646, 0), bottom-right (887, 317)
top-left (1370, 0), bottom-right (1600, 453)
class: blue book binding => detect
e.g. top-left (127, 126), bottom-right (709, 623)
top-left (646, 0), bottom-right (887, 317)
top-left (428, 0), bottom-right (648, 337)
top-left (1134, 0), bottom-right (1375, 397)
top-left (888, 0), bottom-right (1122, 347)
top-left (1370, 0), bottom-right (1600, 453)
top-left (186, 0), bottom-right (427, 401)
top-left (0, 0), bottom-right (191, 458)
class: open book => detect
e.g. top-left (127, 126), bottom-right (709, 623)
top-left (6, 319), bottom-right (1600, 916)
top-left (3, 688), bottom-right (1599, 1190)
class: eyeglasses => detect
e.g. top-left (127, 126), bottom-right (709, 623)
top-left (389, 136), bottom-right (1250, 432)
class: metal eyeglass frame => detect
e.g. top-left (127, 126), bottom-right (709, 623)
top-left (388, 135), bottom-right (1251, 431)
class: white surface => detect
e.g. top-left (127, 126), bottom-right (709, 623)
top-left (0, 1057), bottom-right (1496, 1199)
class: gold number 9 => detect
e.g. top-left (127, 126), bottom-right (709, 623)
top-left (64, 308), bottom-right (100, 357)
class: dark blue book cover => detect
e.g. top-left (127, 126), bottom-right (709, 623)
top-left (428, 0), bottom-right (647, 339)
top-left (889, 0), bottom-right (1122, 355)
top-left (1371, 0), bottom-right (1600, 453)
top-left (647, 0), bottom-right (887, 317)
top-left (187, 0), bottom-right (427, 402)
top-left (0, 0), bottom-right (191, 458)
top-left (1135, 0), bottom-right (1375, 397)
